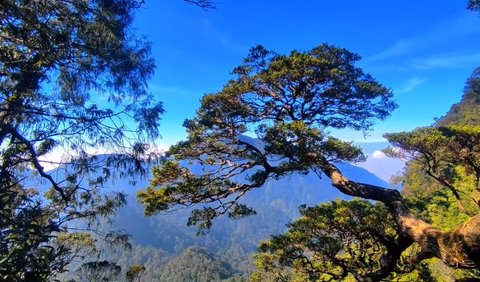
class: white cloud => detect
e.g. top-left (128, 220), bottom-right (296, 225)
top-left (148, 84), bottom-right (193, 96)
top-left (365, 52), bottom-right (480, 73)
top-left (365, 14), bottom-right (480, 63)
top-left (372, 150), bottom-right (386, 159)
top-left (409, 52), bottom-right (480, 70)
top-left (396, 76), bottom-right (426, 93)
top-left (145, 143), bottom-right (169, 156)
top-left (38, 147), bottom-right (112, 171)
top-left (200, 18), bottom-right (246, 52)
top-left (38, 149), bottom-right (68, 171)
top-left (357, 156), bottom-right (405, 182)
top-left (367, 40), bottom-right (417, 63)
top-left (38, 143), bottom-right (169, 172)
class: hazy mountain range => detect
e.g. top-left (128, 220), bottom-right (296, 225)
top-left (43, 140), bottom-right (396, 280)
top-left (97, 156), bottom-right (389, 279)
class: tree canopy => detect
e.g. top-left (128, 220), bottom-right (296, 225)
top-left (252, 199), bottom-right (434, 281)
top-left (252, 66), bottom-right (480, 281)
top-left (0, 0), bottom-right (163, 280)
top-left (137, 43), bottom-right (395, 230)
top-left (468, 0), bottom-right (480, 13)
top-left (2, 0), bottom-right (479, 280)
top-left (138, 44), bottom-right (480, 278)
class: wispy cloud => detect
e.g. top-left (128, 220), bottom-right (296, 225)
top-left (200, 18), bottom-right (247, 53)
top-left (395, 76), bottom-right (426, 93)
top-left (352, 137), bottom-right (389, 143)
top-left (148, 84), bottom-right (194, 96)
top-left (409, 52), bottom-right (480, 70)
top-left (365, 14), bottom-right (480, 63)
top-left (367, 40), bottom-right (420, 63)
top-left (365, 51), bottom-right (480, 73)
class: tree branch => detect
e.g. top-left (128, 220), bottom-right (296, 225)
top-left (318, 156), bottom-right (480, 269)
top-left (8, 126), bottom-right (69, 202)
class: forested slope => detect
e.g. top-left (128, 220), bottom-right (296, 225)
top-left (392, 68), bottom-right (480, 281)
top-left (60, 158), bottom-right (386, 281)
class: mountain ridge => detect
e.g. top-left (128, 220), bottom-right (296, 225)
top-left (48, 148), bottom-right (390, 280)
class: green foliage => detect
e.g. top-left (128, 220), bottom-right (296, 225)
top-left (261, 121), bottom-right (366, 173)
top-left (392, 157), bottom-right (480, 280)
top-left (437, 67), bottom-right (480, 126)
top-left (440, 125), bottom-right (480, 185)
top-left (385, 124), bottom-right (480, 214)
top-left (155, 247), bottom-right (241, 282)
top-left (0, 0), bottom-right (164, 279)
top-left (74, 260), bottom-right (121, 282)
top-left (252, 199), bottom-right (433, 281)
top-left (199, 44), bottom-right (395, 131)
top-left (139, 44), bottom-right (395, 232)
top-left (0, 185), bottom-right (63, 281)
top-left (385, 66), bottom-right (480, 280)
top-left (87, 244), bottom-right (172, 282)
top-left (126, 264), bottom-right (146, 282)
top-left (468, 0), bottom-right (480, 13)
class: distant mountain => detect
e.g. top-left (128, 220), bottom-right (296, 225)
top-left (154, 247), bottom-right (243, 282)
top-left (47, 142), bottom-right (389, 280)
top-left (87, 156), bottom-right (389, 279)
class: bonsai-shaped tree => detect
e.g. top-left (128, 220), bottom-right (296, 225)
top-left (137, 44), bottom-right (480, 277)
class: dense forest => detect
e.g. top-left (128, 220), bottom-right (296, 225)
top-left (57, 158), bottom-right (384, 280)
top-left (1, 0), bottom-right (480, 281)
top-left (250, 68), bottom-right (480, 281)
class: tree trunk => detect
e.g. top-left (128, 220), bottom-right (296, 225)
top-left (320, 159), bottom-right (480, 269)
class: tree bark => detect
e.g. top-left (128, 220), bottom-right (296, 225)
top-left (320, 158), bottom-right (480, 269)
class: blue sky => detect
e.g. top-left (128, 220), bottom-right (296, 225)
top-left (133, 0), bottom-right (480, 148)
